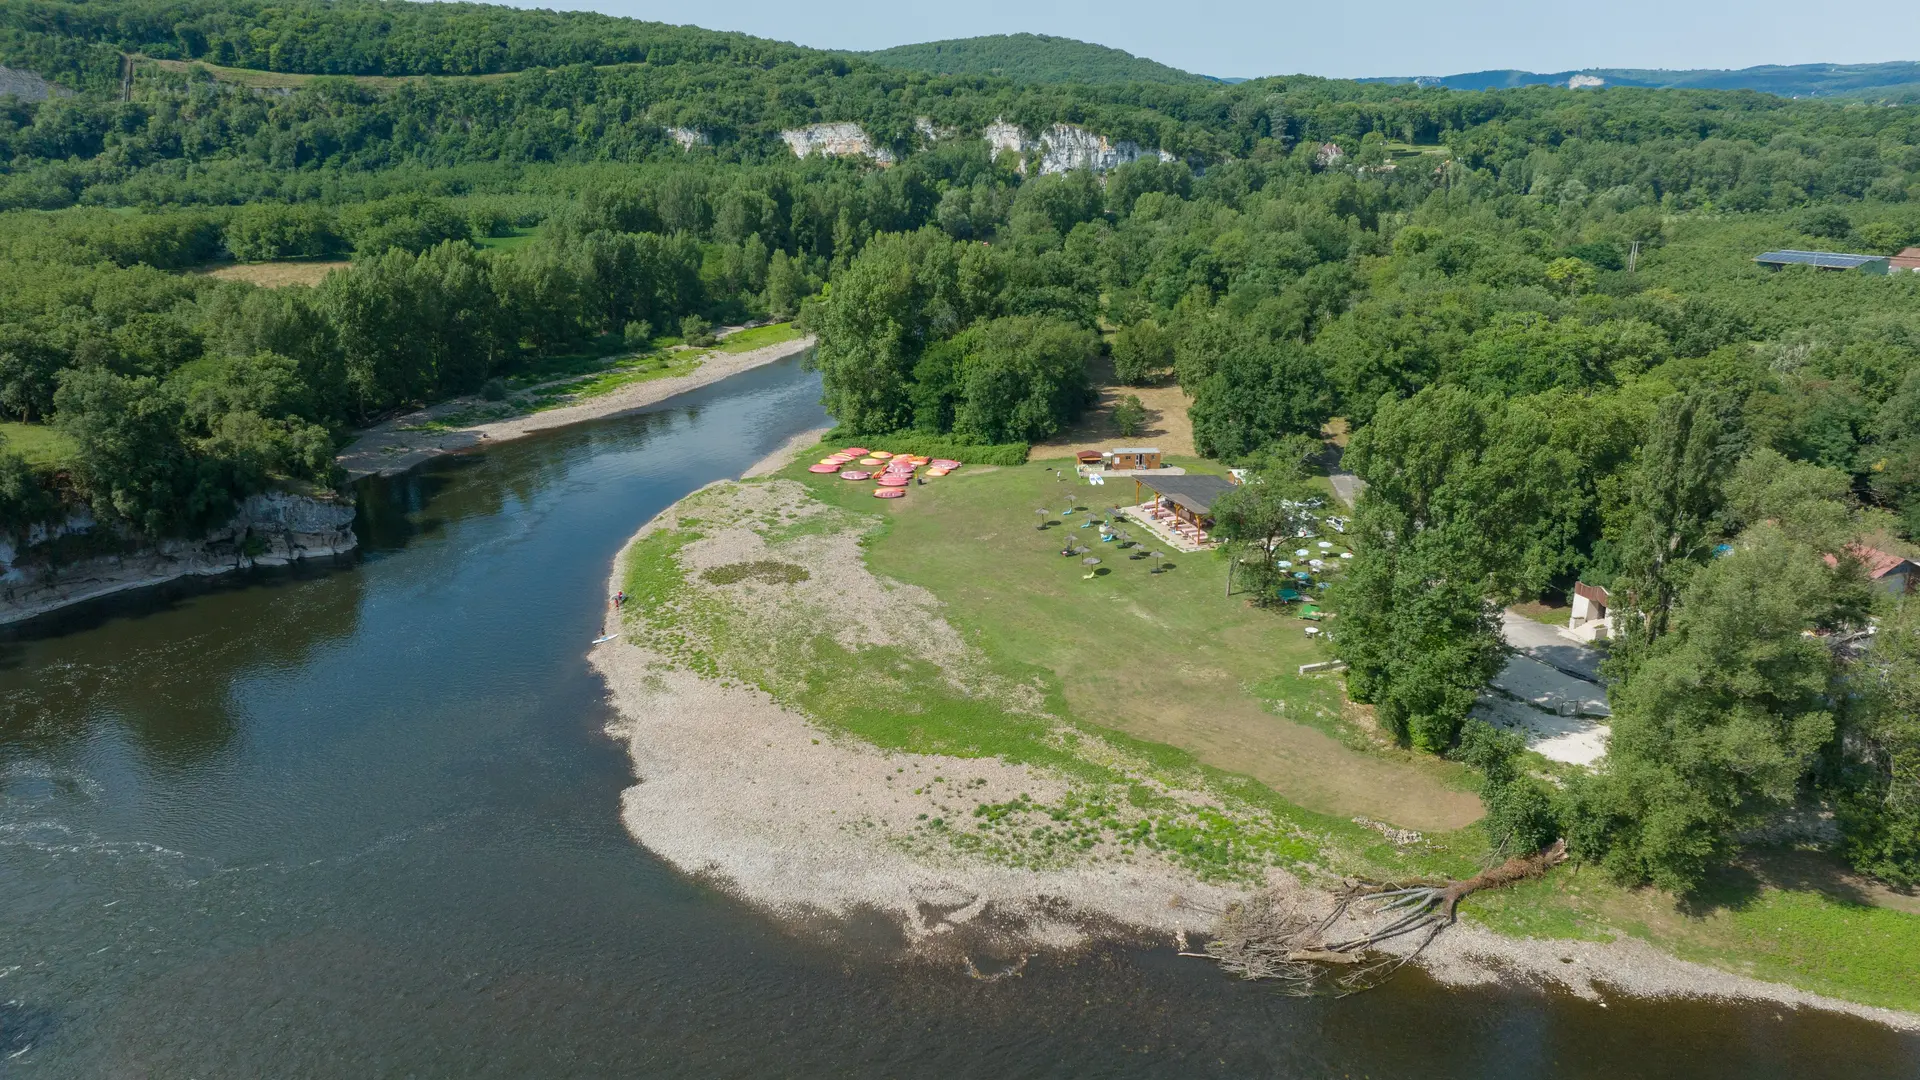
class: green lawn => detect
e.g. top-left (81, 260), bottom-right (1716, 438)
top-left (0, 421), bottom-right (77, 467)
top-left (474, 228), bottom-right (538, 252)
top-left (716, 321), bottom-right (802, 353)
top-left (779, 449), bottom-right (1484, 834)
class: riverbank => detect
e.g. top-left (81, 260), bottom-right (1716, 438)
top-left (0, 491), bottom-right (356, 627)
top-left (593, 465), bottom-right (1920, 1030)
top-left (337, 335), bottom-right (816, 480)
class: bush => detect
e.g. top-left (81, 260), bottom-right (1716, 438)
top-left (819, 428), bottom-right (1029, 467)
top-left (623, 320), bottom-right (653, 350)
top-left (679, 314), bottom-right (716, 347)
top-left (479, 377), bottom-right (507, 401)
top-left (1112, 394), bottom-right (1147, 437)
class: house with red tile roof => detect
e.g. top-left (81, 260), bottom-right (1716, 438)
top-left (1823, 543), bottom-right (1918, 596)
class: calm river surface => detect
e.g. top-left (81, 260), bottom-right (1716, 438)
top-left (2, 355), bottom-right (1917, 1077)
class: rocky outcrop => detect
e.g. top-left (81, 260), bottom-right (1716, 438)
top-left (779, 123), bottom-right (895, 164)
top-left (914, 116), bottom-right (954, 144)
top-left (984, 120), bottom-right (1175, 175)
top-left (0, 492), bottom-right (357, 625)
top-left (664, 126), bottom-right (709, 150)
top-left (0, 64), bottom-right (68, 102)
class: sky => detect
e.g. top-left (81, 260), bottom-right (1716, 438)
top-left (533, 0), bottom-right (1920, 80)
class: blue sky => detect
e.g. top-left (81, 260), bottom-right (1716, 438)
top-left (536, 0), bottom-right (1920, 80)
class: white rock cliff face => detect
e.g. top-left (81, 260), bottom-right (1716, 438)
top-left (779, 123), bottom-right (895, 164)
top-left (664, 126), bottom-right (709, 150)
top-left (0, 64), bottom-right (67, 102)
top-left (0, 492), bottom-right (358, 624)
top-left (984, 120), bottom-right (1175, 175)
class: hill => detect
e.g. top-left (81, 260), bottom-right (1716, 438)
top-left (863, 33), bottom-right (1211, 85)
top-left (1361, 61), bottom-right (1920, 99)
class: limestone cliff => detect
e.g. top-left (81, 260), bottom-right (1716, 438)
top-left (665, 126), bottom-right (710, 150)
top-left (984, 120), bottom-right (1174, 175)
top-left (0, 492), bottom-right (358, 624)
top-left (778, 123), bottom-right (895, 164)
top-left (0, 65), bottom-right (67, 102)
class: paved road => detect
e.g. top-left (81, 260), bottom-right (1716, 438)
top-left (1328, 472), bottom-right (1364, 508)
top-left (1500, 610), bottom-right (1606, 683)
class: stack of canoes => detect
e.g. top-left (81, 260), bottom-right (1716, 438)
top-left (805, 445), bottom-right (964, 498)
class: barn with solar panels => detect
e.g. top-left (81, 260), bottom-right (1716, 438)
top-left (1753, 249), bottom-right (1890, 274)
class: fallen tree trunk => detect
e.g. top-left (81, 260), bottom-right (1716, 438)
top-left (1199, 839), bottom-right (1567, 995)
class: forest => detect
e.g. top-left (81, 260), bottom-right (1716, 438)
top-left (1, 0), bottom-right (1918, 895)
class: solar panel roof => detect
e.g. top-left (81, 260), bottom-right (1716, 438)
top-left (1754, 249), bottom-right (1885, 269)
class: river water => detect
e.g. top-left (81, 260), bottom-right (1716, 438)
top-left (2, 355), bottom-right (1916, 1077)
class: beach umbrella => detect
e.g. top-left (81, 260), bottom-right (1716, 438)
top-left (1082, 556), bottom-right (1101, 567)
top-left (1318, 541), bottom-right (1333, 549)
top-left (1295, 548), bottom-right (1310, 558)
top-left (1341, 552), bottom-right (1353, 560)
top-left (1277, 560), bottom-right (1292, 569)
top-left (1035, 508), bottom-right (1050, 530)
top-left (1309, 559), bottom-right (1325, 570)
top-left (839, 470), bottom-right (871, 480)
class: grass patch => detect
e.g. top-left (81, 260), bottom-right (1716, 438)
top-left (716, 321), bottom-right (802, 352)
top-left (474, 228), bottom-right (538, 252)
top-left (0, 422), bottom-right (77, 468)
top-left (1511, 600), bottom-right (1571, 626)
top-left (529, 350), bottom-right (703, 410)
top-left (700, 559), bottom-right (809, 585)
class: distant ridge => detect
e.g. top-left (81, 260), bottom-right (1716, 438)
top-left (1358, 61), bottom-right (1920, 98)
top-left (863, 33), bottom-right (1214, 86)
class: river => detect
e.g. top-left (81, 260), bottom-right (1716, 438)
top-left (2, 355), bottom-right (1916, 1077)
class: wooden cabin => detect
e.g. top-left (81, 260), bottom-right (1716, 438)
top-left (1105, 447), bottom-right (1163, 471)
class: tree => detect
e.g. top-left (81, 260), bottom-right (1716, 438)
top-left (1111, 319), bottom-right (1172, 385)
top-left (1332, 387), bottom-right (1527, 749)
top-left (1605, 390), bottom-right (1748, 674)
top-left (948, 315), bottom-right (1095, 444)
top-left (1111, 394), bottom-right (1146, 437)
top-left (1836, 597), bottom-right (1920, 885)
top-left (1544, 256), bottom-right (1596, 297)
top-left (0, 440), bottom-right (57, 536)
top-left (53, 367), bottom-right (232, 537)
top-left (1211, 475), bottom-right (1316, 601)
top-left (1188, 336), bottom-right (1332, 459)
top-left (1570, 526), bottom-right (1858, 891)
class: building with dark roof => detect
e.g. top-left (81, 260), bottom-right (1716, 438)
top-left (1754, 249), bottom-right (1889, 274)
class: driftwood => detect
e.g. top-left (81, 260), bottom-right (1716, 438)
top-left (1196, 840), bottom-right (1567, 996)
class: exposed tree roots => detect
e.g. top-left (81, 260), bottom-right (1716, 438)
top-left (1191, 840), bottom-right (1568, 996)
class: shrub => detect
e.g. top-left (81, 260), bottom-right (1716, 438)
top-left (1112, 394), bottom-right (1147, 437)
top-left (479, 377), bottom-right (507, 401)
top-left (819, 428), bottom-right (1029, 467)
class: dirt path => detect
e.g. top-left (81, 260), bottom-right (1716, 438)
top-left (1032, 356), bottom-right (1193, 459)
top-left (336, 336), bottom-right (814, 480)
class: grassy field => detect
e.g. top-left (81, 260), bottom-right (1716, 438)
top-left (620, 474), bottom-right (1484, 886)
top-left (745, 445), bottom-right (1920, 1013)
top-left (778, 448), bottom-right (1484, 832)
top-left (474, 228), bottom-right (539, 252)
top-left (199, 260), bottom-right (349, 288)
top-left (715, 321), bottom-right (804, 353)
top-left (0, 421), bottom-right (77, 467)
